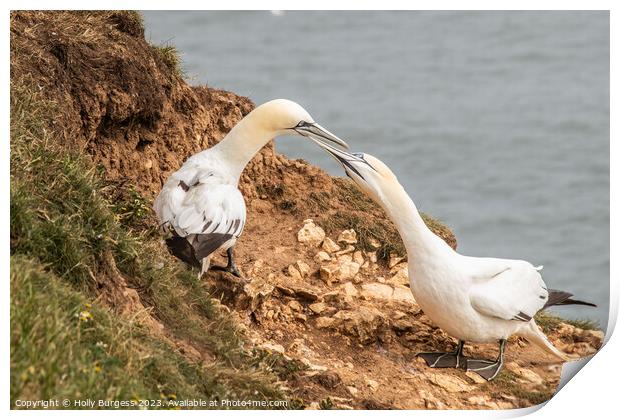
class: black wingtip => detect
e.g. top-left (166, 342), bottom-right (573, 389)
top-left (557, 298), bottom-right (597, 308)
top-left (544, 289), bottom-right (597, 309)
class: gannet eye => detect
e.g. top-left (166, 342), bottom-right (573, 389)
top-left (296, 121), bottom-right (307, 128)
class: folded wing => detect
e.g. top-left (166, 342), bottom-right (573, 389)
top-left (154, 167), bottom-right (246, 263)
top-left (469, 260), bottom-right (549, 322)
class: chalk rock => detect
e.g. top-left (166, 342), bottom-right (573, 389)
top-left (287, 264), bottom-right (302, 280)
top-left (388, 266), bottom-right (409, 286)
top-left (275, 280), bottom-right (320, 302)
top-left (337, 261), bottom-right (360, 281)
top-left (297, 220), bottom-right (325, 247)
top-left (465, 371), bottom-right (487, 384)
top-left (429, 373), bottom-right (474, 393)
top-left (335, 245), bottom-right (356, 256)
top-left (362, 283), bottom-right (394, 300)
top-left (296, 260), bottom-right (311, 278)
top-left (315, 316), bottom-right (337, 329)
top-left (337, 254), bottom-right (353, 264)
top-left (243, 278), bottom-right (275, 311)
top-left (322, 237), bottom-right (341, 253)
top-left (309, 302), bottom-right (328, 315)
top-left (388, 253), bottom-right (405, 269)
top-left (392, 285), bottom-right (416, 304)
top-left (338, 229), bottom-right (358, 244)
top-left (288, 300), bottom-right (303, 312)
top-left (341, 282), bottom-right (359, 297)
top-left (353, 250), bottom-right (365, 266)
top-left (319, 263), bottom-right (341, 285)
top-left (506, 362), bottom-right (543, 385)
top-left (314, 251), bottom-right (331, 263)
top-left (333, 306), bottom-right (387, 344)
top-left (366, 379), bottom-right (379, 392)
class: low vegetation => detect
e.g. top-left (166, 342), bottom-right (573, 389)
top-left (10, 82), bottom-right (288, 408)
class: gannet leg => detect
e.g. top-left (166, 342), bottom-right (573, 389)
top-left (225, 247), bottom-right (241, 277)
top-left (417, 340), bottom-right (467, 369)
top-left (210, 247), bottom-right (242, 278)
top-left (466, 339), bottom-right (506, 381)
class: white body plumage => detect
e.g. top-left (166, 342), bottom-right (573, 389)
top-left (311, 140), bottom-right (593, 363)
top-left (154, 149), bottom-right (246, 272)
top-left (154, 99), bottom-right (349, 275)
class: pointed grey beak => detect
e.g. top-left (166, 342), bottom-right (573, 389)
top-left (294, 122), bottom-right (349, 150)
top-left (308, 137), bottom-right (374, 181)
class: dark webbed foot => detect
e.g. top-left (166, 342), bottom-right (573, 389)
top-left (418, 352), bottom-right (467, 369)
top-left (211, 247), bottom-right (242, 278)
top-left (466, 359), bottom-right (503, 381)
top-left (417, 340), bottom-right (466, 369)
top-left (211, 264), bottom-right (242, 277)
top-left (465, 339), bottom-right (507, 381)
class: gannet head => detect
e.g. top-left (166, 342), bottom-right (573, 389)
top-left (250, 99), bottom-right (349, 149)
top-left (310, 138), bottom-right (399, 203)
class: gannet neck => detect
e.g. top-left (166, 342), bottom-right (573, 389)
top-left (211, 114), bottom-right (275, 180)
top-left (380, 182), bottom-right (454, 259)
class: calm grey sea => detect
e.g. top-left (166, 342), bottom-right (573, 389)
top-left (142, 11), bottom-right (609, 328)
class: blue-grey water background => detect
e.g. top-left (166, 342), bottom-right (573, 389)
top-left (142, 11), bottom-right (609, 328)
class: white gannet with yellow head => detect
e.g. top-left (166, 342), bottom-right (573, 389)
top-left (312, 139), bottom-right (596, 381)
top-left (154, 99), bottom-right (348, 277)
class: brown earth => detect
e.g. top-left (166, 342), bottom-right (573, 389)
top-left (10, 11), bottom-right (602, 410)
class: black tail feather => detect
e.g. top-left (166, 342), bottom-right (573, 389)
top-left (165, 235), bottom-right (201, 269)
top-left (544, 289), bottom-right (597, 309)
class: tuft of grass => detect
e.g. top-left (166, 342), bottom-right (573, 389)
top-left (151, 44), bottom-right (183, 77)
top-left (487, 371), bottom-right (553, 406)
top-left (250, 349), bottom-right (308, 381)
top-left (534, 311), bottom-right (599, 334)
top-left (256, 182), bottom-right (300, 214)
top-left (109, 11), bottom-right (145, 37)
top-left (319, 211), bottom-right (405, 260)
top-left (318, 178), bottom-right (457, 261)
top-left (319, 397), bottom-right (334, 410)
top-left (332, 178), bottom-right (376, 213)
top-left (10, 81), bottom-right (287, 408)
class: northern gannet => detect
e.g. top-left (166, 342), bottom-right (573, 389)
top-left (154, 99), bottom-right (348, 277)
top-left (312, 140), bottom-right (596, 381)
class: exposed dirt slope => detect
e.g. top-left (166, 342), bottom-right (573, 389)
top-left (10, 11), bottom-right (601, 410)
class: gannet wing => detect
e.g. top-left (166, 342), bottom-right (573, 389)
top-left (154, 168), bottom-right (246, 261)
top-left (469, 260), bottom-right (549, 322)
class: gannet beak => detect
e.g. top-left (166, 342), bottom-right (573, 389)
top-left (308, 138), bottom-right (374, 181)
top-left (294, 122), bottom-right (350, 150)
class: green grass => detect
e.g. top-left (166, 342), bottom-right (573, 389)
top-left (487, 371), bottom-right (554, 406)
top-left (534, 311), bottom-right (599, 334)
top-left (151, 44), bottom-right (183, 77)
top-left (10, 82), bottom-right (289, 408)
top-left (317, 178), bottom-right (456, 261)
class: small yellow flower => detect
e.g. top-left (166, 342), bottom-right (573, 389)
top-left (78, 311), bottom-right (93, 322)
top-left (93, 365), bottom-right (102, 374)
top-left (168, 394), bottom-right (177, 400)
